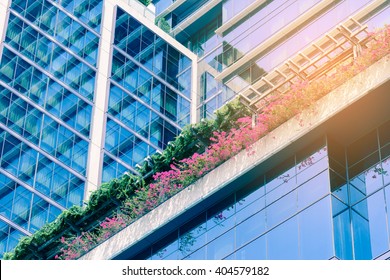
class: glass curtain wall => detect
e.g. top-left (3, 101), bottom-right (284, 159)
top-left (102, 7), bottom-right (192, 182)
top-left (0, 0), bottom-right (102, 258)
top-left (190, 0), bottom-right (389, 119)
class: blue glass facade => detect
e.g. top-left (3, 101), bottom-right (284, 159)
top-left (172, 0), bottom-right (390, 118)
top-left (133, 122), bottom-right (390, 259)
top-left (102, 7), bottom-right (192, 181)
top-left (1, 0), bottom-right (194, 258)
top-left (0, 0), bottom-right (102, 258)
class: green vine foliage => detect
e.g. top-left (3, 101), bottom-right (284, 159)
top-left (86, 173), bottom-right (143, 212)
top-left (139, 0), bottom-right (152, 6)
top-left (137, 99), bottom-right (251, 181)
top-left (155, 17), bottom-right (171, 33)
top-left (3, 173), bottom-right (144, 260)
top-left (4, 206), bottom-right (84, 260)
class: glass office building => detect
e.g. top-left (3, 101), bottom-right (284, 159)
top-left (1, 0), bottom-right (389, 260)
top-left (76, 0), bottom-right (390, 260)
top-left (0, 0), bottom-right (194, 258)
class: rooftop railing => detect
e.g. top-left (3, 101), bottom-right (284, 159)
top-left (237, 18), bottom-right (370, 113)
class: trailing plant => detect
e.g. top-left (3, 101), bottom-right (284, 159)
top-left (137, 100), bottom-right (251, 180)
top-left (139, 0), bottom-right (152, 6)
top-left (3, 173), bottom-right (144, 260)
top-left (156, 17), bottom-right (171, 34)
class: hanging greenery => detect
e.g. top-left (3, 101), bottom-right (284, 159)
top-left (139, 0), bottom-right (152, 6)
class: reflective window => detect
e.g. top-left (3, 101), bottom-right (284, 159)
top-left (164, 0), bottom-right (211, 29)
top-left (351, 209), bottom-right (372, 259)
top-left (0, 89), bottom-right (88, 174)
top-left (199, 72), bottom-right (236, 119)
top-left (41, 115), bottom-right (88, 174)
top-left (154, 0), bottom-right (174, 16)
top-left (296, 148), bottom-right (328, 185)
top-left (0, 85), bottom-right (91, 139)
top-left (365, 191), bottom-right (389, 258)
top-left (105, 118), bottom-right (157, 169)
top-left (132, 126), bottom-right (390, 261)
top-left (385, 186), bottom-right (390, 240)
top-left (186, 13), bottom-right (222, 57)
top-left (222, 0), bottom-right (322, 68)
top-left (179, 213), bottom-right (207, 258)
top-left (108, 84), bottom-right (185, 142)
top-left (267, 216), bottom-right (299, 259)
top-left (111, 53), bottom-right (191, 127)
top-left (333, 209), bottom-right (353, 260)
top-left (0, 221), bottom-right (24, 259)
top-left (8, 4), bottom-right (99, 66)
top-left (107, 7), bottom-right (193, 174)
top-left (235, 193), bottom-right (265, 224)
top-left (102, 154), bottom-right (129, 183)
top-left (223, 0), bottom-right (374, 92)
top-left (114, 8), bottom-right (192, 92)
top-left (152, 231), bottom-right (179, 260)
top-left (222, 0), bottom-right (257, 24)
top-left (29, 194), bottom-right (62, 233)
top-left (34, 154), bottom-right (85, 208)
top-left (0, 132), bottom-right (86, 209)
top-left (297, 170), bottom-right (330, 211)
top-left (18, 0), bottom-right (104, 33)
top-left (0, 47), bottom-right (95, 103)
top-left (265, 156), bottom-right (296, 194)
top-left (236, 209), bottom-right (266, 247)
top-left (299, 197), bottom-right (333, 259)
top-left (266, 190), bottom-right (297, 229)
top-left (206, 228), bottom-right (234, 260)
top-left (235, 235), bottom-right (266, 260)
top-left (184, 247), bottom-right (206, 260)
top-left (0, 130), bottom-right (38, 186)
top-left (206, 196), bottom-right (236, 242)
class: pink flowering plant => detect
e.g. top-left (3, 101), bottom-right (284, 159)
top-left (9, 25), bottom-right (388, 261)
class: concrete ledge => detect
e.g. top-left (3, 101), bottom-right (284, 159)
top-left (80, 55), bottom-right (390, 260)
top-left (215, 0), bottom-right (267, 36)
top-left (157, 0), bottom-right (186, 18)
top-left (171, 0), bottom-right (223, 37)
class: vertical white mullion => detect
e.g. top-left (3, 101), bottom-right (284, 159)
top-left (84, 0), bottom-right (116, 201)
top-left (190, 56), bottom-right (199, 124)
top-left (0, 0), bottom-right (11, 59)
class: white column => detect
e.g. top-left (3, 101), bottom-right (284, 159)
top-left (0, 0), bottom-right (11, 58)
top-left (190, 57), bottom-right (199, 124)
top-left (84, 0), bottom-right (116, 201)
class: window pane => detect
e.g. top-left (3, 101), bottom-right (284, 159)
top-left (333, 210), bottom-right (353, 260)
top-left (299, 197), bottom-right (333, 259)
top-left (206, 229), bottom-right (234, 260)
top-left (236, 209), bottom-right (266, 247)
top-left (351, 210), bottom-right (372, 260)
top-left (366, 191), bottom-right (389, 258)
top-left (267, 216), bottom-right (299, 259)
top-left (236, 235), bottom-right (266, 260)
